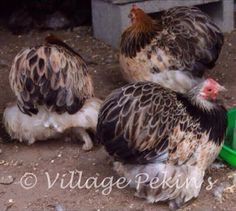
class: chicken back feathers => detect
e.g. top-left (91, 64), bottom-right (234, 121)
top-left (97, 81), bottom-right (226, 164)
top-left (120, 6), bottom-right (224, 83)
top-left (97, 81), bottom-right (227, 208)
top-left (9, 35), bottom-right (94, 116)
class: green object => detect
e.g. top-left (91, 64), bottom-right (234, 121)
top-left (219, 108), bottom-right (236, 167)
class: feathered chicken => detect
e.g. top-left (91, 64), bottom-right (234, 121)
top-left (97, 78), bottom-right (227, 209)
top-left (3, 35), bottom-right (101, 150)
top-left (120, 5), bottom-right (224, 93)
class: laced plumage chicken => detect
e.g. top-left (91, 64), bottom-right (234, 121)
top-left (120, 5), bottom-right (224, 93)
top-left (97, 79), bottom-right (227, 209)
top-left (3, 35), bottom-right (101, 150)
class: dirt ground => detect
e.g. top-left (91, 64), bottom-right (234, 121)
top-left (0, 26), bottom-right (236, 211)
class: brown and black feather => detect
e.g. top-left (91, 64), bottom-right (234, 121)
top-left (10, 35), bottom-right (93, 116)
top-left (120, 6), bottom-right (224, 77)
top-left (97, 82), bottom-right (227, 164)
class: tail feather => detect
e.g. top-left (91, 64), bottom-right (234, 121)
top-left (45, 34), bottom-right (82, 57)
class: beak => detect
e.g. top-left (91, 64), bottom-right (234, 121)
top-left (217, 84), bottom-right (227, 92)
top-left (128, 13), bottom-right (132, 19)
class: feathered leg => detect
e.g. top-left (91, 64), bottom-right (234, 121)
top-left (113, 161), bottom-right (204, 209)
top-left (47, 98), bottom-right (102, 133)
top-left (72, 127), bottom-right (93, 151)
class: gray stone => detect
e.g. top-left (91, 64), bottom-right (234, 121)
top-left (92, 0), bottom-right (235, 48)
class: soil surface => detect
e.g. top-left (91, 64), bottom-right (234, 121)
top-left (0, 26), bottom-right (236, 211)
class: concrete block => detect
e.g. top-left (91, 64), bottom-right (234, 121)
top-left (221, 0), bottom-right (234, 32)
top-left (92, 0), bottom-right (235, 48)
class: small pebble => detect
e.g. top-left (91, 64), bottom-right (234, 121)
top-left (213, 182), bottom-right (230, 202)
top-left (210, 162), bottom-right (225, 169)
top-left (55, 204), bottom-right (65, 211)
top-left (0, 175), bottom-right (14, 185)
top-left (8, 199), bottom-right (14, 203)
top-left (0, 160), bottom-right (5, 165)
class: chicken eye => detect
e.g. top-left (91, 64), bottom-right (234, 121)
top-left (207, 88), bottom-right (212, 92)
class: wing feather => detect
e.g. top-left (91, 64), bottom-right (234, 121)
top-left (97, 82), bottom-right (181, 164)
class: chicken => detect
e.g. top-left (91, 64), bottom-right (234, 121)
top-left (97, 78), bottom-right (227, 209)
top-left (120, 5), bottom-right (224, 93)
top-left (3, 35), bottom-right (101, 150)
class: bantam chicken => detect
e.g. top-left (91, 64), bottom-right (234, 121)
top-left (97, 78), bottom-right (227, 209)
top-left (3, 35), bottom-right (101, 150)
top-left (120, 5), bottom-right (224, 93)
